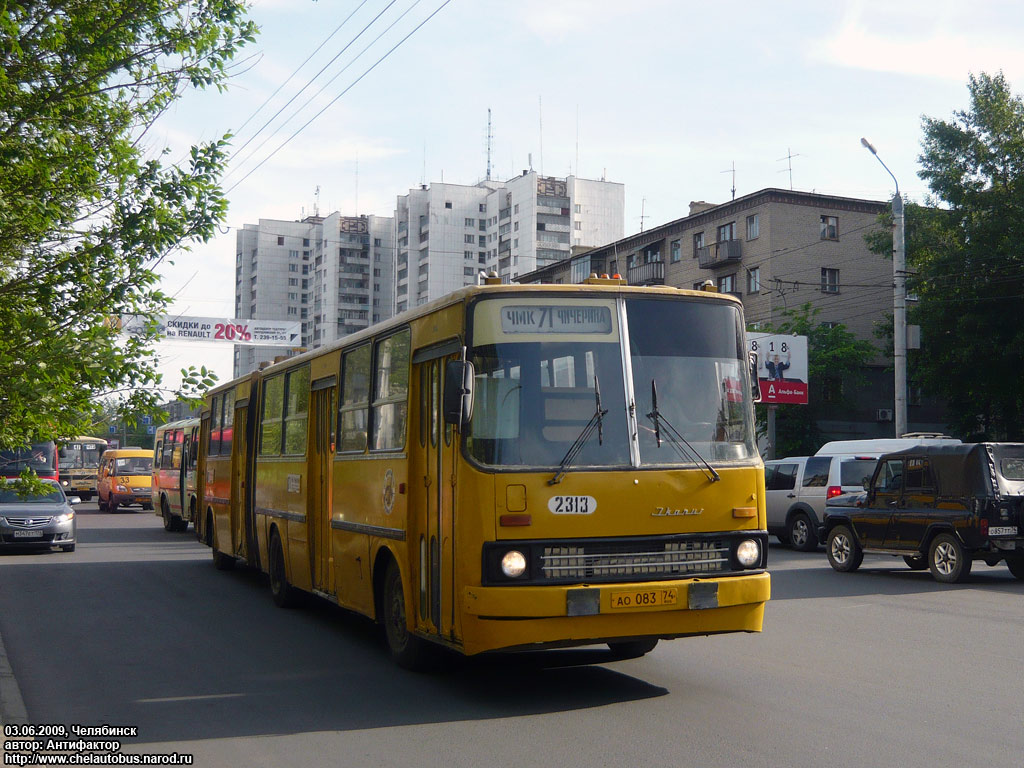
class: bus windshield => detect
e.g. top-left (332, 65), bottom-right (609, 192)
top-left (466, 295), bottom-right (757, 469)
top-left (627, 298), bottom-right (757, 464)
top-left (59, 441), bottom-right (106, 470)
top-left (0, 443), bottom-right (57, 477)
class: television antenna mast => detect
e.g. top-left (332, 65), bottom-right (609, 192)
top-left (485, 108), bottom-right (494, 181)
top-left (721, 161), bottom-right (736, 200)
top-left (777, 148), bottom-right (801, 190)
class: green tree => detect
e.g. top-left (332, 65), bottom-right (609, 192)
top-left (755, 304), bottom-right (876, 457)
top-left (0, 2), bottom-right (256, 451)
top-left (888, 72), bottom-right (1024, 439)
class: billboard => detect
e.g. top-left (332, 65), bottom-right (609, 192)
top-left (747, 333), bottom-right (808, 404)
top-left (120, 316), bottom-right (302, 347)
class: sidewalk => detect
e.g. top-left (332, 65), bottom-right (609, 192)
top-left (0, 627), bottom-right (28, 726)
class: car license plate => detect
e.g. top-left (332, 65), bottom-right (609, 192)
top-left (609, 588), bottom-right (678, 610)
top-left (12, 531), bottom-right (43, 538)
top-left (989, 526), bottom-right (1018, 536)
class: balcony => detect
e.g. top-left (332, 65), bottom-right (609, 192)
top-left (627, 261), bottom-right (665, 286)
top-left (697, 239), bottom-right (742, 268)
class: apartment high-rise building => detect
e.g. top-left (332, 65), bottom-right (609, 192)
top-left (394, 171), bottom-right (623, 312)
top-left (233, 213), bottom-right (395, 377)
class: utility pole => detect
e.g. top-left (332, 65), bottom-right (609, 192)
top-left (861, 137), bottom-right (907, 437)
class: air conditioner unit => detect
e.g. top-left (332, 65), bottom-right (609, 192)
top-left (876, 408), bottom-right (894, 422)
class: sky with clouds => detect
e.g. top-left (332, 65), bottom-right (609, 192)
top-left (148, 0), bottom-right (1024, 389)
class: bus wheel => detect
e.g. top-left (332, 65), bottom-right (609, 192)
top-left (108, 497), bottom-right (118, 514)
top-left (607, 638), bottom-right (659, 659)
top-left (161, 499), bottom-right (175, 532)
top-left (269, 531), bottom-right (298, 608)
top-left (381, 560), bottom-right (429, 670)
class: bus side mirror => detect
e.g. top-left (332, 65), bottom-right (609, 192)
top-left (443, 360), bottom-right (475, 428)
top-left (748, 351), bottom-right (762, 403)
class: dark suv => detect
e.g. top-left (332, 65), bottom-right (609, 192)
top-left (821, 443), bottom-right (1024, 583)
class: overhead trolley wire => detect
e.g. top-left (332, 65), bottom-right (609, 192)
top-left (226, 0), bottom-right (454, 195)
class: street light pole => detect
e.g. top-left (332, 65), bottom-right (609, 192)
top-left (861, 138), bottom-right (907, 438)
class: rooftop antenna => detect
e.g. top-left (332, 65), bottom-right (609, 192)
top-left (575, 104), bottom-right (579, 178)
top-left (777, 147), bottom-right (801, 190)
top-left (639, 197), bottom-right (648, 232)
top-left (538, 95), bottom-right (544, 176)
top-left (486, 107), bottom-right (493, 181)
top-left (314, 184), bottom-right (320, 217)
top-left (721, 162), bottom-right (736, 200)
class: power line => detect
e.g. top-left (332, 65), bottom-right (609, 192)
top-left (227, 0), bottom-right (401, 176)
top-left (226, 0), bottom-right (454, 194)
top-left (232, 0), bottom-right (373, 138)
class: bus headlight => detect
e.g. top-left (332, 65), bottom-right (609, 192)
top-left (736, 539), bottom-right (760, 567)
top-left (501, 550), bottom-right (527, 578)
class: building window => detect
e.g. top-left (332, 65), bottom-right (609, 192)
top-left (465, 218), bottom-right (474, 227)
top-left (821, 376), bottom-right (843, 404)
top-left (287, 306), bottom-right (298, 315)
top-left (747, 267), bottom-right (760, 294)
top-left (670, 240), bottom-right (681, 262)
top-left (718, 273), bottom-right (736, 293)
top-left (717, 222), bottom-right (736, 242)
top-left (514, 204), bottom-right (519, 214)
top-left (479, 203), bottom-right (486, 212)
top-left (692, 231), bottom-right (704, 257)
top-left (820, 215), bottom-right (838, 240)
top-left (574, 221), bottom-right (582, 230)
top-left (464, 234), bottom-right (475, 244)
top-left (288, 264), bottom-right (298, 273)
top-left (464, 250), bottom-right (473, 259)
top-left (374, 238), bottom-right (381, 246)
top-left (302, 238), bottom-right (309, 247)
top-left (821, 268), bottom-right (840, 293)
top-left (464, 267), bottom-right (475, 276)
top-left (821, 321), bottom-right (839, 329)
top-left (746, 214), bottom-right (759, 240)
top-left (277, 236), bottom-right (284, 246)
top-left (445, 201), bottom-right (452, 209)
top-left (288, 278), bottom-right (298, 286)
top-left (574, 204), bottom-right (581, 213)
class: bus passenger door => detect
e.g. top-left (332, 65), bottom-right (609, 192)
top-left (416, 357), bottom-right (457, 641)
top-left (310, 385), bottom-right (335, 595)
top-left (232, 408), bottom-right (248, 561)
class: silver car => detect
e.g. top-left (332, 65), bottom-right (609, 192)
top-left (0, 480), bottom-right (78, 553)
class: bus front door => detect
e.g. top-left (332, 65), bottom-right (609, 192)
top-left (417, 357), bottom-right (457, 642)
top-left (310, 385), bottom-right (335, 595)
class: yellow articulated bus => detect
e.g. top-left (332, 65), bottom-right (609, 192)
top-left (58, 437), bottom-right (108, 501)
top-left (152, 419), bottom-right (200, 532)
top-left (201, 280), bottom-right (770, 668)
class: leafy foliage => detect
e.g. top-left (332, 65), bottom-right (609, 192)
top-left (873, 72), bottom-right (1024, 440)
top-left (755, 304), bottom-right (876, 457)
top-left (0, 2), bottom-right (255, 449)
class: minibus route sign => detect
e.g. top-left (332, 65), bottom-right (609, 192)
top-left (500, 305), bottom-right (612, 334)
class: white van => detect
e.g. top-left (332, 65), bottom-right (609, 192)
top-left (815, 434), bottom-right (960, 457)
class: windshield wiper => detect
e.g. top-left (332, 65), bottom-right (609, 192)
top-left (549, 375), bottom-right (608, 486)
top-left (645, 379), bottom-right (720, 483)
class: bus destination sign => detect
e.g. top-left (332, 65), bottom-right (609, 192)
top-left (500, 305), bottom-right (612, 334)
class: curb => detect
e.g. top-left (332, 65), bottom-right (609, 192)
top-left (0, 628), bottom-right (28, 726)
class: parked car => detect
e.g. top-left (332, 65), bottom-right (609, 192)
top-left (0, 479), bottom-right (78, 552)
top-left (97, 447), bottom-right (153, 512)
top-left (765, 455), bottom-right (878, 551)
top-left (821, 443), bottom-right (1024, 583)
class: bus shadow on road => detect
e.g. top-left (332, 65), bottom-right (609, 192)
top-left (0, 558), bottom-right (667, 744)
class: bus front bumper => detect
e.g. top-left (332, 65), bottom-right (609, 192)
top-left (459, 571), bottom-right (770, 655)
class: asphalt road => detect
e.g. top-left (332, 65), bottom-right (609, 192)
top-left (1, 503), bottom-right (1023, 768)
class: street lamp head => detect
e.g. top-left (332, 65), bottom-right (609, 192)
top-left (860, 137), bottom-right (877, 154)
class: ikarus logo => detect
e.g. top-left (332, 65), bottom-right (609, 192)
top-left (652, 507), bottom-right (703, 517)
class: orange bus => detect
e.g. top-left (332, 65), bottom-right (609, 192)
top-left (200, 280), bottom-right (770, 668)
top-left (152, 419), bottom-right (200, 532)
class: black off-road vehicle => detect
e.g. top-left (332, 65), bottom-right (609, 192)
top-left (821, 443), bottom-right (1024, 583)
